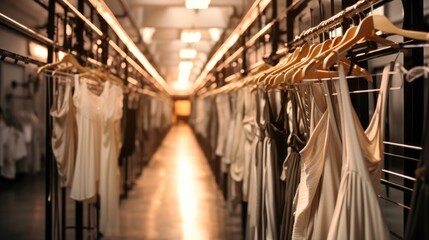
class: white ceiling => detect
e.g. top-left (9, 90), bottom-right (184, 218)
top-left (0, 0), bottom-right (254, 93)
top-left (104, 0), bottom-right (251, 92)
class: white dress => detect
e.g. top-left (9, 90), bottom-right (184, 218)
top-left (327, 64), bottom-right (390, 240)
top-left (99, 82), bottom-right (123, 236)
top-left (70, 76), bottom-right (107, 201)
top-left (50, 80), bottom-right (77, 187)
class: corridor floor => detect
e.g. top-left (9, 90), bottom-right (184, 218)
top-left (108, 124), bottom-right (242, 240)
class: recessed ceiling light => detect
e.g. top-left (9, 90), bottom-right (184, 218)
top-left (185, 0), bottom-right (210, 10)
top-left (180, 48), bottom-right (197, 59)
top-left (181, 30), bottom-right (201, 43)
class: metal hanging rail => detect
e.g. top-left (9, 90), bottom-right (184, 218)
top-left (58, 0), bottom-right (171, 96)
top-left (0, 13), bottom-right (56, 47)
top-left (193, 0), bottom-right (272, 92)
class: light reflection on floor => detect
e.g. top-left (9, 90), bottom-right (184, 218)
top-left (107, 124), bottom-right (242, 240)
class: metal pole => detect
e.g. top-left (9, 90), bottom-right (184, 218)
top-left (45, 0), bottom-right (56, 239)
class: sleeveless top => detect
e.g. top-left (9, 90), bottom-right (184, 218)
top-left (50, 80), bottom-right (77, 187)
top-left (231, 88), bottom-right (246, 182)
top-left (99, 82), bottom-right (123, 236)
top-left (327, 64), bottom-right (390, 240)
top-left (70, 76), bottom-right (107, 201)
top-left (292, 82), bottom-right (342, 240)
top-left (247, 86), bottom-right (267, 240)
top-left (262, 89), bottom-right (288, 240)
top-left (279, 91), bottom-right (306, 240)
top-left (242, 86), bottom-right (257, 201)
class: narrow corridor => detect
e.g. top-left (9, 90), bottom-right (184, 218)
top-left (108, 124), bottom-right (242, 240)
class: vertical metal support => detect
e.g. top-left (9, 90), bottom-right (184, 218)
top-left (402, 0), bottom-right (424, 226)
top-left (73, 0), bottom-right (84, 55)
top-left (241, 31), bottom-right (248, 76)
top-left (61, 188), bottom-right (66, 240)
top-left (286, 0), bottom-right (294, 43)
top-left (74, 1), bottom-right (85, 239)
top-left (270, 0), bottom-right (279, 59)
top-left (123, 59), bottom-right (130, 199)
top-left (46, 0), bottom-right (56, 239)
top-left (99, 15), bottom-right (108, 64)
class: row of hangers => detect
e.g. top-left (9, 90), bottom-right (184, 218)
top-left (200, 14), bottom-right (429, 97)
top-left (38, 53), bottom-right (124, 86)
top-left (37, 53), bottom-right (162, 98)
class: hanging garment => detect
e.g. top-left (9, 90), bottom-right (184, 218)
top-left (223, 92), bottom-right (237, 165)
top-left (279, 92), bottom-right (306, 240)
top-left (120, 92), bottom-right (138, 158)
top-left (404, 67), bottom-right (429, 240)
top-left (242, 86), bottom-right (257, 201)
top-left (99, 82), bottom-right (123, 236)
top-left (292, 83), bottom-right (342, 240)
top-left (70, 76), bottom-right (107, 201)
top-left (261, 90), bottom-right (288, 240)
top-left (50, 80), bottom-right (77, 187)
top-left (215, 93), bottom-right (231, 157)
top-left (327, 64), bottom-right (390, 240)
top-left (231, 88), bottom-right (246, 182)
top-left (1, 126), bottom-right (26, 179)
top-left (247, 87), bottom-right (266, 240)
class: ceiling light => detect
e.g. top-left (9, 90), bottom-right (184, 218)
top-left (208, 28), bottom-right (222, 42)
top-left (185, 0), bottom-right (210, 9)
top-left (140, 27), bottom-right (156, 44)
top-left (181, 30), bottom-right (201, 43)
top-left (180, 48), bottom-right (197, 59)
top-left (179, 61), bottom-right (193, 70)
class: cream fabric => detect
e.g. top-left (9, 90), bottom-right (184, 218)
top-left (327, 64), bottom-right (390, 240)
top-left (231, 88), bottom-right (246, 182)
top-left (50, 80), bottom-right (77, 187)
top-left (70, 76), bottom-right (106, 201)
top-left (242, 87), bottom-right (256, 201)
top-left (292, 83), bottom-right (342, 240)
top-left (99, 82), bottom-right (123, 236)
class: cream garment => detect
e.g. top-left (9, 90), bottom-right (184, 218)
top-left (242, 86), bottom-right (256, 201)
top-left (99, 82), bottom-right (123, 236)
top-left (327, 64), bottom-right (390, 240)
top-left (246, 88), bottom-right (266, 240)
top-left (292, 83), bottom-right (342, 240)
top-left (223, 92), bottom-right (237, 165)
top-left (231, 88), bottom-right (246, 182)
top-left (70, 76), bottom-right (106, 201)
top-left (50, 80), bottom-right (77, 187)
top-left (215, 93), bottom-right (231, 157)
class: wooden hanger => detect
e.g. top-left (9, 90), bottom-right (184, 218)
top-left (268, 39), bottom-right (333, 88)
top-left (37, 53), bottom-right (87, 75)
top-left (322, 15), bottom-right (429, 69)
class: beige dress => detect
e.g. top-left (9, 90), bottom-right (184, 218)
top-left (327, 64), bottom-right (390, 240)
top-left (70, 76), bottom-right (107, 201)
top-left (50, 80), bottom-right (77, 187)
top-left (292, 83), bottom-right (342, 240)
top-left (99, 82), bottom-right (123, 236)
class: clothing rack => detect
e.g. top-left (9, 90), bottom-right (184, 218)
top-left (190, 0), bottom-right (427, 239)
top-left (0, 0), bottom-right (172, 238)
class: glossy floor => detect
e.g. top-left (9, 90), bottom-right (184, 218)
top-left (0, 124), bottom-right (242, 240)
top-left (107, 124), bottom-right (242, 240)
